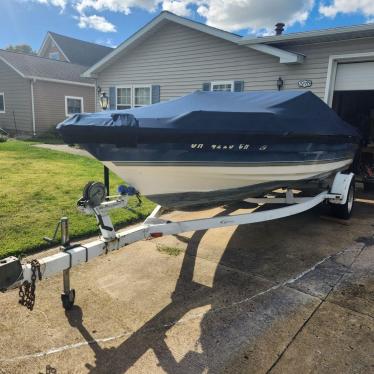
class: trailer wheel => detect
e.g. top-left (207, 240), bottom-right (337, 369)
top-left (330, 179), bottom-right (355, 220)
top-left (61, 289), bottom-right (75, 310)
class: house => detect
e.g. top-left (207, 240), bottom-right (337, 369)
top-left (0, 33), bottom-right (112, 136)
top-left (38, 31), bottom-right (112, 66)
top-left (83, 11), bottom-right (374, 141)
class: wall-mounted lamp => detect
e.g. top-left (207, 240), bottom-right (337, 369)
top-left (100, 92), bottom-right (109, 110)
top-left (97, 86), bottom-right (102, 95)
top-left (277, 77), bottom-right (284, 91)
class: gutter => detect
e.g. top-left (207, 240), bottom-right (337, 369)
top-left (249, 44), bottom-right (305, 64)
top-left (26, 76), bottom-right (95, 87)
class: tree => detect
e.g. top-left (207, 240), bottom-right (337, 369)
top-left (5, 44), bottom-right (36, 55)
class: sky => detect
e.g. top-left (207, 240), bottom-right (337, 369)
top-left (1, 0), bottom-right (374, 52)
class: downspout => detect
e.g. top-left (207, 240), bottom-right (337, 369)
top-left (95, 78), bottom-right (98, 112)
top-left (30, 78), bottom-right (36, 136)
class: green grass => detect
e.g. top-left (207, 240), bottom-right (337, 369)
top-left (156, 244), bottom-right (183, 257)
top-left (0, 140), bottom-right (155, 259)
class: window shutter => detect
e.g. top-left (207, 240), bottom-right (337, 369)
top-left (151, 85), bottom-right (160, 104)
top-left (234, 81), bottom-right (244, 92)
top-left (202, 82), bottom-right (211, 91)
top-left (109, 86), bottom-right (116, 110)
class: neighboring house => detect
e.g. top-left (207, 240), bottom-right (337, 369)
top-left (0, 32), bottom-right (112, 136)
top-left (83, 11), bottom-right (374, 136)
top-left (38, 31), bottom-right (112, 66)
top-left (0, 50), bottom-right (95, 135)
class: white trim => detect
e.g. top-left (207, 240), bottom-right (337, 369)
top-left (30, 81), bottom-right (36, 136)
top-left (38, 32), bottom-right (70, 62)
top-left (249, 44), bottom-right (304, 64)
top-left (65, 96), bottom-right (84, 117)
top-left (210, 81), bottom-right (234, 92)
top-left (28, 76), bottom-right (95, 87)
top-left (324, 51), bottom-right (374, 106)
top-left (0, 92), bottom-right (5, 113)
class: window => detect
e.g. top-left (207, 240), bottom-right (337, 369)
top-left (117, 87), bottom-right (132, 110)
top-left (0, 93), bottom-right (4, 113)
top-left (65, 96), bottom-right (84, 116)
top-left (49, 51), bottom-right (60, 60)
top-left (134, 86), bottom-right (151, 107)
top-left (116, 85), bottom-right (151, 109)
top-left (211, 81), bottom-right (234, 92)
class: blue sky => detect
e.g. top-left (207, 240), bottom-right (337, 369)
top-left (0, 0), bottom-right (373, 52)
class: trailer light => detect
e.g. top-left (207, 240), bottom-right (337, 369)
top-left (150, 232), bottom-right (163, 238)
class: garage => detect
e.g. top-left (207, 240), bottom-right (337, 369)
top-left (332, 61), bottom-right (374, 188)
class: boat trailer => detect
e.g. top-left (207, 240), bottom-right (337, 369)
top-left (0, 172), bottom-right (355, 310)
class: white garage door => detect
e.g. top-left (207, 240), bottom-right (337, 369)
top-left (335, 61), bottom-right (374, 91)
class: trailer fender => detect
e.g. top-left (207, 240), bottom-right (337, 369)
top-left (329, 172), bottom-right (355, 205)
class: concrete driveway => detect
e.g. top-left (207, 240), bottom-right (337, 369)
top-left (0, 190), bottom-right (374, 373)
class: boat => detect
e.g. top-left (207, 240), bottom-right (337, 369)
top-left (57, 90), bottom-right (360, 210)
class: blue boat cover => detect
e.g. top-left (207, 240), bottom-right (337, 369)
top-left (58, 90), bottom-right (359, 139)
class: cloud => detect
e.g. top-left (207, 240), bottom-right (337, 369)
top-left (76, 0), bottom-right (159, 15)
top-left (162, 0), bottom-right (192, 16)
top-left (78, 14), bottom-right (117, 32)
top-left (26, 0), bottom-right (317, 34)
top-left (95, 38), bottom-right (118, 47)
top-left (197, 0), bottom-right (315, 33)
top-left (319, 0), bottom-right (374, 18)
top-left (34, 0), bottom-right (68, 8)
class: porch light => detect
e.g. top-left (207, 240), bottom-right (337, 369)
top-left (277, 77), bottom-right (284, 91)
top-left (100, 92), bottom-right (109, 110)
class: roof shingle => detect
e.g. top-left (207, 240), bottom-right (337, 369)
top-left (49, 32), bottom-right (113, 66)
top-left (0, 49), bottom-right (94, 84)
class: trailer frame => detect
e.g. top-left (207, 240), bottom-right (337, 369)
top-left (0, 172), bottom-right (355, 310)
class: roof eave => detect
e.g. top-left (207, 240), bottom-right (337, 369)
top-left (82, 11), bottom-right (241, 77)
top-left (249, 44), bottom-right (305, 64)
top-left (82, 11), bottom-right (310, 77)
top-left (240, 23), bottom-right (374, 45)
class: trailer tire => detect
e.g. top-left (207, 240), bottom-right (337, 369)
top-left (330, 179), bottom-right (355, 220)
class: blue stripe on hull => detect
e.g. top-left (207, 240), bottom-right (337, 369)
top-left (83, 142), bottom-right (358, 165)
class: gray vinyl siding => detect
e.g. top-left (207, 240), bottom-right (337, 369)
top-left (0, 60), bottom-right (32, 134)
top-left (96, 21), bottom-right (374, 105)
top-left (33, 80), bottom-right (95, 133)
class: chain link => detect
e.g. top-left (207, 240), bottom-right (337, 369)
top-left (18, 259), bottom-right (42, 311)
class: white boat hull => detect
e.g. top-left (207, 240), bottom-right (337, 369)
top-left (104, 159), bottom-right (353, 209)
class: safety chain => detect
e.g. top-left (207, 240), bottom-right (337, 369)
top-left (18, 259), bottom-right (42, 311)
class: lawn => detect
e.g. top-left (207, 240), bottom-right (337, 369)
top-left (0, 140), bottom-right (155, 259)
